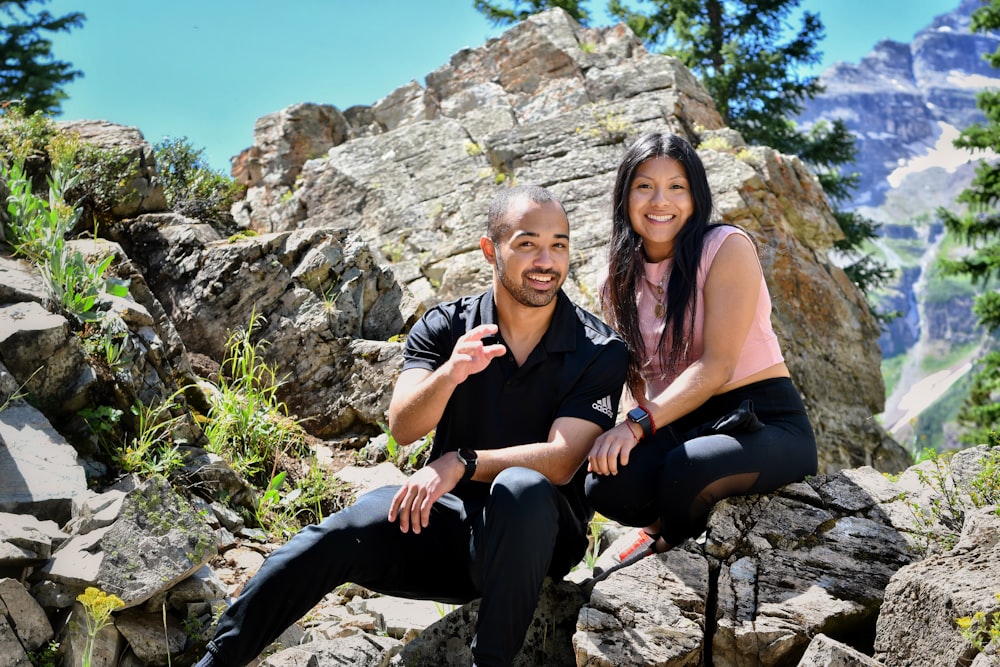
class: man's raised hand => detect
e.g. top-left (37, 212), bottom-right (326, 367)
top-left (443, 324), bottom-right (506, 384)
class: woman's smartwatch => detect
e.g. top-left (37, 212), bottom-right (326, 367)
top-left (626, 406), bottom-right (654, 439)
top-left (457, 448), bottom-right (478, 481)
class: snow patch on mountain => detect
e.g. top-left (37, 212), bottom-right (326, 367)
top-left (946, 70), bottom-right (1000, 89)
top-left (887, 121), bottom-right (995, 187)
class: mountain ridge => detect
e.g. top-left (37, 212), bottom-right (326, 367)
top-left (799, 0), bottom-right (999, 450)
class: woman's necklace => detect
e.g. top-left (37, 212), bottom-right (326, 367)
top-left (643, 274), bottom-right (667, 319)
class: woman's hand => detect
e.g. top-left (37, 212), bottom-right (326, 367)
top-left (587, 421), bottom-right (642, 475)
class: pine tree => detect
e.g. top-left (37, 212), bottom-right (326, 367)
top-left (0, 0), bottom-right (85, 114)
top-left (937, 0), bottom-right (1000, 445)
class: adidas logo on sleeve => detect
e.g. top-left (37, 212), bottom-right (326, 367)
top-left (591, 395), bottom-right (614, 418)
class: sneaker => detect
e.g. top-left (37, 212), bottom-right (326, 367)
top-left (584, 530), bottom-right (659, 594)
top-left (614, 529), bottom-right (656, 564)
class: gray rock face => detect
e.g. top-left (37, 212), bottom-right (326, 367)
top-left (39, 476), bottom-right (216, 608)
top-left (113, 215), bottom-right (420, 437)
top-left (572, 446), bottom-right (1000, 667)
top-left (874, 503), bottom-right (1000, 666)
top-left (0, 400), bottom-right (87, 523)
top-left (212, 9), bottom-right (906, 472)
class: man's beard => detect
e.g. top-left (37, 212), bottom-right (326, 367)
top-left (495, 253), bottom-right (562, 308)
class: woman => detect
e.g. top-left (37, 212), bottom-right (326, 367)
top-left (586, 132), bottom-right (818, 571)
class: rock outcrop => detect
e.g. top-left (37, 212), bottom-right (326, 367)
top-left (5, 7), bottom-right (999, 667)
top-left (199, 9), bottom-right (904, 472)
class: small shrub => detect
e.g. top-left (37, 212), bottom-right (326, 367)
top-left (228, 229), bottom-right (258, 242)
top-left (0, 104), bottom-right (56, 166)
top-left (577, 106), bottom-right (634, 144)
top-left (71, 143), bottom-right (143, 223)
top-left (153, 137), bottom-right (242, 228)
top-left (698, 135), bottom-right (733, 152)
top-left (907, 447), bottom-right (1000, 554)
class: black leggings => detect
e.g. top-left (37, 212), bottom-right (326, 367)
top-left (585, 377), bottom-right (818, 547)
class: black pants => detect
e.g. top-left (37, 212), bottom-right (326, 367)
top-left (196, 467), bottom-right (587, 667)
top-left (585, 377), bottom-right (818, 547)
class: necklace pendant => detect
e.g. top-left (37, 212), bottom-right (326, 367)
top-left (654, 303), bottom-right (665, 318)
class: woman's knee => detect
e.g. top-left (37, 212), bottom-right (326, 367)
top-left (584, 471), bottom-right (624, 507)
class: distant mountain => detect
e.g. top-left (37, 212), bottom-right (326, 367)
top-left (800, 0), bottom-right (999, 212)
top-left (798, 0), bottom-right (1000, 451)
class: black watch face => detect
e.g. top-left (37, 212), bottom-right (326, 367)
top-left (628, 407), bottom-right (648, 423)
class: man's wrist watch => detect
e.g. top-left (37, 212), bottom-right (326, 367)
top-left (626, 406), bottom-right (654, 439)
top-left (456, 448), bottom-right (478, 481)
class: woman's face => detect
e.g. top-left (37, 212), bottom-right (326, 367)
top-left (627, 156), bottom-right (694, 263)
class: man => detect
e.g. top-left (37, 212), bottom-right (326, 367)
top-left (195, 184), bottom-right (627, 667)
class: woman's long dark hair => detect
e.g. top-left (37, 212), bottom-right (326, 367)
top-left (602, 133), bottom-right (717, 391)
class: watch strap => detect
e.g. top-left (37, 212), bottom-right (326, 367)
top-left (627, 406), bottom-right (654, 439)
top-left (457, 448), bottom-right (478, 481)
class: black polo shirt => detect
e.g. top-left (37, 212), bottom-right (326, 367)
top-left (401, 288), bottom-right (627, 526)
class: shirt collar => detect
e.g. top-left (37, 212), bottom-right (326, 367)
top-left (479, 288), bottom-right (578, 354)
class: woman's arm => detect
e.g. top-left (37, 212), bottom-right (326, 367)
top-left (589, 233), bottom-right (762, 474)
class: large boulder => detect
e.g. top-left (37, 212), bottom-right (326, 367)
top-left (219, 8), bottom-right (906, 472)
top-left (111, 214), bottom-right (421, 438)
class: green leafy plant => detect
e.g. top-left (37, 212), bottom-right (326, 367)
top-left (957, 593), bottom-right (1000, 655)
top-left (377, 422), bottom-right (432, 472)
top-left (286, 462), bottom-right (351, 525)
top-left (1, 156), bottom-right (127, 319)
top-left (78, 404), bottom-right (125, 452)
top-left (202, 311), bottom-right (308, 486)
top-left (80, 314), bottom-right (133, 371)
top-left (76, 587), bottom-right (124, 667)
top-left (582, 514), bottom-right (608, 570)
top-left (907, 447), bottom-right (1000, 554)
top-left (38, 244), bottom-right (114, 317)
top-left (27, 640), bottom-right (59, 667)
top-left (253, 471), bottom-right (289, 531)
top-left (2, 158), bottom-right (79, 260)
top-left (115, 398), bottom-right (186, 477)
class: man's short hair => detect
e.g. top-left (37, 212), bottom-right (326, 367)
top-left (486, 185), bottom-right (565, 243)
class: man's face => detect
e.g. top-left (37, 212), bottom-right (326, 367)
top-left (489, 198), bottom-right (570, 308)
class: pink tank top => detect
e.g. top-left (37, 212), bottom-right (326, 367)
top-left (636, 226), bottom-right (784, 400)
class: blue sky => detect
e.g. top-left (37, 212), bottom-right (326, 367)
top-left (44, 1), bottom-right (962, 174)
